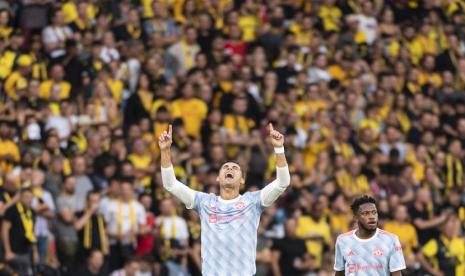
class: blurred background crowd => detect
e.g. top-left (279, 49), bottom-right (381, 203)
top-left (0, 0), bottom-right (464, 275)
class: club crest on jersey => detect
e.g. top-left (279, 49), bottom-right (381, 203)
top-left (373, 248), bottom-right (384, 256)
top-left (234, 202), bottom-right (246, 210)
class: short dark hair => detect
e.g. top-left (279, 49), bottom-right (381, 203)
top-left (138, 193), bottom-right (151, 201)
top-left (124, 257), bottom-right (141, 267)
top-left (351, 195), bottom-right (376, 214)
top-left (120, 178), bottom-right (134, 187)
top-left (86, 190), bottom-right (100, 201)
top-left (20, 187), bottom-right (33, 195)
top-left (63, 175), bottom-right (75, 184)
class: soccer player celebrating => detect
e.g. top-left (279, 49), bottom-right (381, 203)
top-left (158, 124), bottom-right (290, 276)
top-left (334, 195), bottom-right (406, 276)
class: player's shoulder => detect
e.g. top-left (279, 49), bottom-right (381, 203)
top-left (378, 229), bottom-right (397, 238)
top-left (336, 230), bottom-right (355, 242)
top-left (378, 229), bottom-right (400, 242)
top-left (194, 192), bottom-right (216, 206)
top-left (242, 190), bottom-right (261, 198)
top-left (197, 192), bottom-right (216, 200)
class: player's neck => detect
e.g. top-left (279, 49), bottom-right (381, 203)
top-left (220, 187), bottom-right (240, 200)
top-left (355, 227), bottom-right (377, 239)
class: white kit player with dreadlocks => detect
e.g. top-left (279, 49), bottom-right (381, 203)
top-left (334, 195), bottom-right (406, 276)
top-left (158, 124), bottom-right (290, 276)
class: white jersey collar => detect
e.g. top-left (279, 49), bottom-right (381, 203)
top-left (352, 228), bottom-right (379, 242)
top-left (218, 195), bottom-right (241, 203)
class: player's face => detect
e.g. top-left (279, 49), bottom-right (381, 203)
top-left (357, 203), bottom-right (378, 232)
top-left (218, 162), bottom-right (243, 188)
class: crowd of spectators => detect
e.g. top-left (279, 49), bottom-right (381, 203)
top-left (0, 0), bottom-right (465, 275)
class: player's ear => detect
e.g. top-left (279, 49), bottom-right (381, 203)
top-left (240, 178), bottom-right (245, 185)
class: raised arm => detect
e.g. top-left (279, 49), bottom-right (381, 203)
top-left (261, 123), bottom-right (290, 207)
top-left (159, 125), bottom-right (196, 209)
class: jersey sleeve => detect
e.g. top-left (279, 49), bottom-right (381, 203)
top-left (334, 238), bottom-right (345, 271)
top-left (389, 235), bottom-right (407, 272)
top-left (260, 166), bottom-right (290, 208)
top-left (161, 166), bottom-right (196, 209)
top-left (193, 192), bottom-right (210, 213)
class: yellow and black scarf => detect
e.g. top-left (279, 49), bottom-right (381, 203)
top-left (17, 203), bottom-right (35, 243)
top-left (445, 154), bottom-right (463, 193)
top-left (83, 213), bottom-right (108, 255)
top-left (160, 215), bottom-right (177, 260)
top-left (3, 192), bottom-right (11, 203)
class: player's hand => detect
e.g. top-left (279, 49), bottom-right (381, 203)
top-left (158, 125), bottom-right (173, 151)
top-left (269, 123), bottom-right (284, 147)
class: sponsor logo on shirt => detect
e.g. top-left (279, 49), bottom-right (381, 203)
top-left (347, 263), bottom-right (384, 274)
top-left (208, 213), bottom-right (217, 223)
top-left (207, 213), bottom-right (246, 224)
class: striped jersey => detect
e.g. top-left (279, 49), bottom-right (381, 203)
top-left (334, 228), bottom-right (406, 276)
top-left (193, 191), bottom-right (263, 276)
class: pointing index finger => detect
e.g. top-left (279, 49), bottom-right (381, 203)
top-left (168, 124), bottom-right (172, 136)
top-left (269, 123), bottom-right (274, 133)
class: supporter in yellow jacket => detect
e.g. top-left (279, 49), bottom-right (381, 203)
top-left (296, 201), bottom-right (331, 270)
top-left (128, 139), bottom-right (155, 193)
top-left (319, 0), bottom-right (342, 32)
top-left (39, 64), bottom-right (72, 100)
top-left (171, 82), bottom-right (208, 139)
top-left (384, 205), bottom-right (418, 257)
top-left (5, 55), bottom-right (32, 101)
top-left (417, 216), bottom-right (465, 276)
top-left (0, 43), bottom-right (16, 80)
top-left (0, 121), bottom-right (20, 173)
